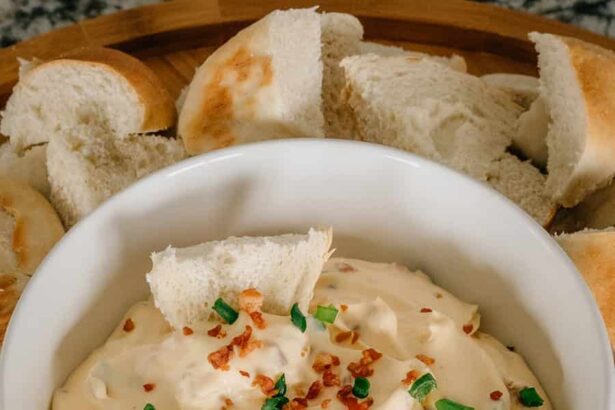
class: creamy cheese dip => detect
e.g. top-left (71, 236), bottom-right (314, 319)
top-left (52, 258), bottom-right (551, 409)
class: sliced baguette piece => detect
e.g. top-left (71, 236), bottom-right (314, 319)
top-left (556, 228), bottom-right (615, 344)
top-left (530, 32), bottom-right (615, 207)
top-left (47, 127), bottom-right (186, 227)
top-left (178, 8), bottom-right (324, 155)
top-left (1, 47), bottom-right (176, 152)
top-left (357, 41), bottom-right (467, 72)
top-left (486, 153), bottom-right (557, 227)
top-left (341, 54), bottom-right (523, 180)
top-left (514, 96), bottom-right (549, 166)
top-left (480, 73), bottom-right (539, 109)
top-left (147, 228), bottom-right (333, 329)
top-left (0, 143), bottom-right (48, 197)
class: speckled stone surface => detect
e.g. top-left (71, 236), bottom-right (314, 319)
top-left (1, 0), bottom-right (614, 48)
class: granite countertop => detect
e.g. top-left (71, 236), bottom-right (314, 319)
top-left (1, 0), bottom-right (614, 47)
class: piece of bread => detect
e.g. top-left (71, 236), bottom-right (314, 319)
top-left (358, 41), bottom-right (467, 72)
top-left (556, 229), bottom-right (615, 345)
top-left (481, 73), bottom-right (539, 109)
top-left (486, 153), bottom-right (557, 226)
top-left (1, 47), bottom-right (176, 152)
top-left (0, 272), bottom-right (29, 343)
top-left (530, 32), bottom-right (615, 207)
top-left (147, 228), bottom-right (333, 329)
top-left (341, 54), bottom-right (523, 180)
top-left (0, 143), bottom-right (49, 197)
top-left (47, 127), bottom-right (186, 227)
top-left (178, 8), bottom-right (324, 155)
top-left (515, 97), bottom-right (549, 166)
top-left (567, 182), bottom-right (615, 230)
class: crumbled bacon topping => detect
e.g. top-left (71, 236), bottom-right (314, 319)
top-left (208, 325), bottom-right (262, 370)
top-left (142, 383), bottom-right (155, 392)
top-left (336, 384), bottom-right (373, 409)
top-left (122, 318), bottom-right (135, 332)
top-left (249, 311), bottom-right (267, 329)
top-left (252, 374), bottom-right (276, 396)
top-left (490, 390), bottom-right (503, 400)
top-left (323, 369), bottom-right (341, 387)
top-left (335, 331), bottom-right (352, 343)
top-left (306, 380), bottom-right (323, 400)
top-left (207, 324), bottom-right (227, 338)
top-left (416, 354), bottom-right (435, 366)
top-left (351, 332), bottom-right (360, 344)
top-left (340, 304), bottom-right (349, 312)
top-left (290, 398), bottom-right (308, 409)
top-left (463, 324), bottom-right (474, 334)
top-left (313, 352), bottom-right (341, 373)
top-left (347, 349), bottom-right (382, 378)
top-left (321, 399), bottom-right (332, 408)
top-left (402, 370), bottom-right (421, 385)
top-left (182, 326), bottom-right (194, 336)
top-left (239, 370), bottom-right (250, 378)
top-left (420, 307), bottom-right (432, 313)
top-left (338, 263), bottom-right (356, 273)
top-left (239, 288), bottom-right (264, 313)
top-left (222, 397), bottom-right (234, 409)
top-left (208, 344), bottom-right (233, 370)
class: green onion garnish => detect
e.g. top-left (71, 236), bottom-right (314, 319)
top-left (274, 373), bottom-right (286, 397)
top-left (213, 298), bottom-right (238, 324)
top-left (519, 387), bottom-right (544, 407)
top-left (290, 303), bottom-right (307, 333)
top-left (143, 404), bottom-right (156, 410)
top-left (435, 399), bottom-right (474, 410)
top-left (314, 305), bottom-right (338, 324)
top-left (408, 373), bottom-right (437, 402)
top-left (261, 395), bottom-right (289, 410)
top-left (352, 377), bottom-right (370, 399)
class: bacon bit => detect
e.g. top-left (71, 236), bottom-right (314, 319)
top-left (207, 324), bottom-right (227, 339)
top-left (340, 304), bottom-right (349, 312)
top-left (321, 399), bottom-right (332, 408)
top-left (338, 263), bottom-right (356, 273)
top-left (290, 398), bottom-right (308, 409)
top-left (252, 374), bottom-right (276, 396)
top-left (222, 397), bottom-right (234, 409)
top-left (306, 380), bottom-right (323, 400)
top-left (351, 331), bottom-right (360, 344)
top-left (239, 370), bottom-right (250, 378)
top-left (416, 354), bottom-right (435, 366)
top-left (490, 390), bottom-right (503, 401)
top-left (463, 324), bottom-right (474, 334)
top-left (229, 325), bottom-right (263, 357)
top-left (322, 369), bottom-right (340, 387)
top-left (238, 288), bottom-right (264, 313)
top-left (420, 307), bottom-right (432, 313)
top-left (249, 311), bottom-right (267, 329)
top-left (402, 369), bottom-right (421, 385)
top-left (347, 348), bottom-right (383, 378)
top-left (336, 384), bottom-right (373, 409)
top-left (208, 344), bottom-right (233, 370)
top-left (122, 318), bottom-right (135, 332)
top-left (313, 352), bottom-right (341, 373)
top-left (335, 331), bottom-right (352, 343)
top-left (142, 383), bottom-right (155, 392)
top-left (182, 326), bottom-right (194, 336)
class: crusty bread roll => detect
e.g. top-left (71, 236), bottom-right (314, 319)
top-left (1, 47), bottom-right (176, 152)
top-left (556, 229), bottom-right (615, 345)
top-left (147, 228), bottom-right (333, 330)
top-left (0, 143), bottom-right (48, 197)
top-left (487, 153), bottom-right (556, 227)
top-left (178, 8), bottom-right (324, 155)
top-left (358, 41), bottom-right (467, 72)
top-left (481, 73), bottom-right (539, 109)
top-left (530, 32), bottom-right (615, 207)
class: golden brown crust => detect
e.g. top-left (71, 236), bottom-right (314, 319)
top-left (57, 46), bottom-right (176, 133)
top-left (557, 229), bottom-right (615, 346)
top-left (0, 178), bottom-right (64, 274)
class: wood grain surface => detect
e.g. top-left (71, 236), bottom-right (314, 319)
top-left (2, 0), bottom-right (615, 107)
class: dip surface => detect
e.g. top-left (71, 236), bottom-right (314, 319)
top-left (52, 258), bottom-right (552, 409)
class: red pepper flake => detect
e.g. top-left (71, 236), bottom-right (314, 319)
top-left (420, 307), bottom-right (432, 313)
top-left (490, 390), bottom-right (503, 400)
top-left (416, 354), bottom-right (435, 366)
top-left (252, 374), bottom-right (276, 396)
top-left (347, 348), bottom-right (383, 378)
top-left (182, 326), bottom-right (194, 336)
top-left (122, 318), bottom-right (135, 332)
top-left (249, 311), bottom-right (267, 329)
top-left (463, 324), bottom-right (474, 334)
top-left (335, 331), bottom-right (352, 343)
top-left (402, 369), bottom-right (421, 385)
top-left (207, 324), bottom-right (227, 339)
top-left (340, 304), bottom-right (349, 312)
top-left (338, 263), bottom-right (356, 273)
top-left (142, 383), bottom-right (155, 392)
top-left (321, 398), bottom-right (332, 408)
top-left (239, 370), bottom-right (250, 378)
top-left (322, 369), bottom-right (341, 387)
top-left (313, 352), bottom-right (341, 373)
top-left (208, 344), bottom-right (233, 370)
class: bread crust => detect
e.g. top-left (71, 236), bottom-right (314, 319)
top-left (0, 178), bottom-right (64, 274)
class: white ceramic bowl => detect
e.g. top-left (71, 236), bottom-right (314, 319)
top-left (0, 139), bottom-right (612, 409)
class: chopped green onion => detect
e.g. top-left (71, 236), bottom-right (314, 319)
top-left (352, 377), bottom-right (370, 399)
top-left (213, 298), bottom-right (238, 324)
top-left (143, 404), bottom-right (156, 410)
top-left (261, 395), bottom-right (289, 410)
top-left (408, 373), bottom-right (437, 402)
top-left (519, 387), bottom-right (544, 407)
top-left (435, 399), bottom-right (474, 410)
top-left (274, 373), bottom-right (287, 397)
top-left (290, 303), bottom-right (307, 333)
top-left (314, 305), bottom-right (338, 324)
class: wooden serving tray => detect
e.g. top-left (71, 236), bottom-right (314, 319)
top-left (1, 0), bottom-right (615, 109)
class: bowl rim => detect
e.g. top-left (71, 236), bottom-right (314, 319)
top-left (1, 138), bottom-right (613, 407)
